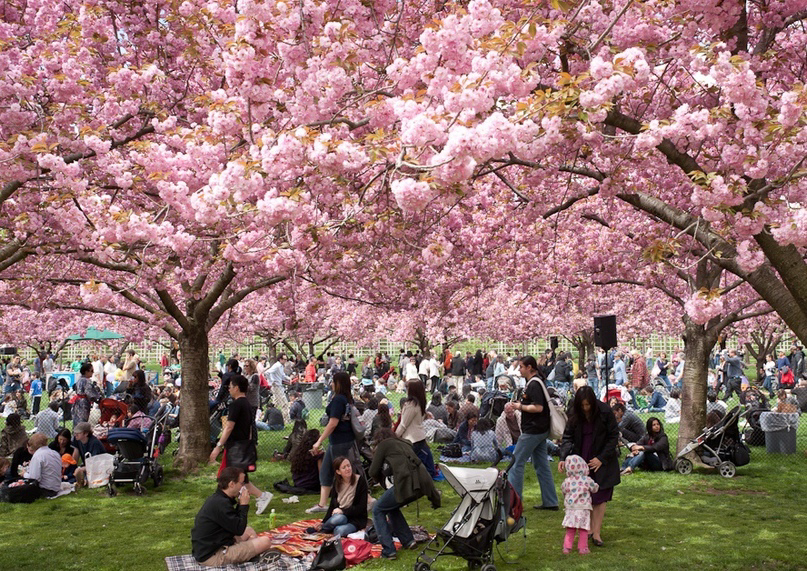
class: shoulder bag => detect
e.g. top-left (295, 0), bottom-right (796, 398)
top-left (530, 377), bottom-right (567, 440)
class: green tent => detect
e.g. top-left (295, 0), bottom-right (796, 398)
top-left (67, 327), bottom-right (125, 341)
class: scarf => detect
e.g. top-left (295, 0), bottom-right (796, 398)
top-left (505, 414), bottom-right (521, 443)
top-left (336, 476), bottom-right (358, 510)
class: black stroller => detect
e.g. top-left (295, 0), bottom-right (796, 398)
top-left (415, 461), bottom-right (525, 571)
top-left (674, 406), bottom-right (750, 478)
top-left (106, 409), bottom-right (169, 495)
top-left (478, 390), bottom-right (510, 423)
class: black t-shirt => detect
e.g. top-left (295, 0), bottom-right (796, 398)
top-left (72, 435), bottom-right (106, 463)
top-left (227, 397), bottom-right (253, 443)
top-left (326, 394), bottom-right (354, 446)
top-left (520, 377), bottom-right (550, 435)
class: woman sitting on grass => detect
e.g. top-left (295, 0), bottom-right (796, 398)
top-left (307, 456), bottom-right (368, 537)
top-left (664, 388), bottom-right (681, 424)
top-left (0, 413), bottom-right (27, 457)
top-left (620, 417), bottom-right (673, 474)
top-left (288, 429), bottom-right (323, 492)
top-left (470, 418), bottom-right (500, 463)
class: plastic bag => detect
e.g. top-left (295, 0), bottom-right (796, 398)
top-left (84, 453), bottom-right (115, 488)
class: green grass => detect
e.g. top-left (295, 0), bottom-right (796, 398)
top-left (2, 432), bottom-right (806, 571)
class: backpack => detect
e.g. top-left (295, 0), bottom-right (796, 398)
top-left (530, 377), bottom-right (567, 440)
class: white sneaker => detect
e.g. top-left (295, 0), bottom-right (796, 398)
top-left (305, 503), bottom-right (328, 514)
top-left (256, 491), bottom-right (273, 515)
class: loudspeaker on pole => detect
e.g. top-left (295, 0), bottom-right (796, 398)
top-left (593, 315), bottom-right (617, 350)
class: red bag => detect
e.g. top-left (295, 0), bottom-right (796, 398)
top-left (259, 374), bottom-right (269, 388)
top-left (341, 539), bottom-right (373, 566)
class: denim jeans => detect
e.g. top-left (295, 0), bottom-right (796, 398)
top-left (645, 392), bottom-right (666, 412)
top-left (321, 513), bottom-right (356, 538)
top-left (372, 486), bottom-right (414, 557)
top-left (412, 439), bottom-right (435, 478)
top-left (657, 375), bottom-right (671, 390)
top-left (622, 451), bottom-right (663, 471)
top-left (762, 375), bottom-right (776, 396)
top-left (508, 431), bottom-right (558, 507)
top-left (587, 377), bottom-right (599, 397)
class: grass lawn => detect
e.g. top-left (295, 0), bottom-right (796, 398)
top-left (2, 429), bottom-right (806, 571)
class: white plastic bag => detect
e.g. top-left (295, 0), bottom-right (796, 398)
top-left (84, 453), bottom-right (114, 488)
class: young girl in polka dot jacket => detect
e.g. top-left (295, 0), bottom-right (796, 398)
top-left (560, 454), bottom-right (599, 554)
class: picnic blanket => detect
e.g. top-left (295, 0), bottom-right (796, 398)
top-left (165, 551), bottom-right (306, 571)
top-left (167, 519), bottom-right (426, 571)
top-left (258, 519), bottom-right (391, 559)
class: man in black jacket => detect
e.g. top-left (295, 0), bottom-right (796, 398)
top-left (611, 403), bottom-right (646, 444)
top-left (450, 354), bottom-right (466, 393)
top-left (191, 467), bottom-right (273, 566)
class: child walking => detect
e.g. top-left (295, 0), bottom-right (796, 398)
top-left (560, 455), bottom-right (599, 554)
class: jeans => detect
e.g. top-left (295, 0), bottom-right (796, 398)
top-left (321, 513), bottom-right (356, 537)
top-left (412, 439), bottom-right (435, 478)
top-left (508, 431), bottom-right (558, 507)
top-left (587, 377), bottom-right (599, 397)
top-left (373, 486), bottom-right (414, 557)
top-left (621, 451), bottom-right (663, 471)
top-left (762, 375), bottom-right (776, 396)
top-left (645, 392), bottom-right (666, 412)
top-left (657, 375), bottom-right (671, 390)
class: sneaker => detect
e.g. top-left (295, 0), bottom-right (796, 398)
top-left (405, 540), bottom-right (418, 550)
top-left (562, 548), bottom-right (571, 554)
top-left (579, 549), bottom-right (590, 555)
top-left (381, 553), bottom-right (397, 560)
top-left (534, 505), bottom-right (559, 511)
top-left (305, 503), bottom-right (328, 514)
top-left (256, 491), bottom-right (273, 515)
top-left (433, 472), bottom-right (445, 482)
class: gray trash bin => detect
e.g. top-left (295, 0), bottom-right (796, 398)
top-left (759, 412), bottom-right (800, 454)
top-left (301, 382), bottom-right (324, 411)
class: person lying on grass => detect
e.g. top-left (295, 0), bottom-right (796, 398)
top-left (191, 467), bottom-right (274, 567)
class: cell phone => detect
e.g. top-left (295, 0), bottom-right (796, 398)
top-left (240, 486), bottom-right (247, 495)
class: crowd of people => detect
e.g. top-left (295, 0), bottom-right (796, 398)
top-left (2, 340), bottom-right (805, 565)
top-left (0, 349), bottom-right (180, 498)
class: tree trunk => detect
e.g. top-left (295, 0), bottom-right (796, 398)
top-left (744, 329), bottom-right (782, 382)
top-left (414, 328), bottom-right (432, 358)
top-left (176, 326), bottom-right (211, 472)
top-left (677, 319), bottom-right (719, 453)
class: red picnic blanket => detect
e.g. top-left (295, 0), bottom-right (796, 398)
top-left (257, 519), bottom-right (397, 561)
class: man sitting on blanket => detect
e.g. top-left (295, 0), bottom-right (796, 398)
top-left (192, 467), bottom-right (274, 566)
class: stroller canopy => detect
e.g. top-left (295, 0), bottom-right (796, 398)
top-left (440, 465), bottom-right (499, 502)
top-left (107, 427), bottom-right (148, 444)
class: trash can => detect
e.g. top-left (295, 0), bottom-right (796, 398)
top-left (300, 382), bottom-right (324, 411)
top-left (759, 412), bottom-right (800, 454)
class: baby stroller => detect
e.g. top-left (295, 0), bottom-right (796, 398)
top-left (95, 398), bottom-right (129, 453)
top-left (674, 406), bottom-right (750, 478)
top-left (479, 390), bottom-right (510, 423)
top-left (415, 462), bottom-right (525, 571)
top-left (106, 408), bottom-right (169, 495)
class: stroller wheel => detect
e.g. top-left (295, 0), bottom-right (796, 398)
top-left (675, 458), bottom-right (693, 475)
top-left (480, 565), bottom-right (496, 571)
top-left (414, 563), bottom-right (431, 571)
top-left (718, 461), bottom-right (736, 478)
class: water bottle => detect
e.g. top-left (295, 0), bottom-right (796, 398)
top-left (269, 509), bottom-right (276, 528)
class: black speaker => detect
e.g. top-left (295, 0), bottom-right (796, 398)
top-left (550, 336), bottom-right (559, 350)
top-left (593, 315), bottom-right (617, 350)
top-left (0, 347), bottom-right (17, 356)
